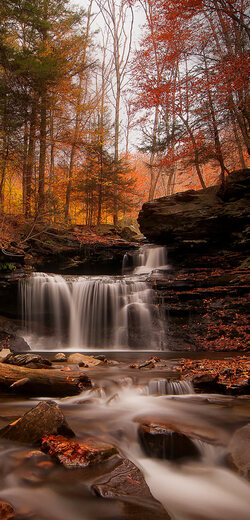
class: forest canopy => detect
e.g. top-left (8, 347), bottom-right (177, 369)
top-left (0, 0), bottom-right (249, 226)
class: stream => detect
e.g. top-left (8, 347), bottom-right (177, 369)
top-left (0, 245), bottom-right (249, 519)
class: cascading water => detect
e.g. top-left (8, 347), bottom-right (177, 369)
top-left (1, 378), bottom-right (250, 520)
top-left (20, 245), bottom-right (166, 350)
top-left (123, 244), bottom-right (168, 275)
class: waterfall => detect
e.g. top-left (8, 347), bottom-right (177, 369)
top-left (145, 379), bottom-right (194, 396)
top-left (20, 273), bottom-right (165, 350)
top-left (122, 245), bottom-right (168, 275)
top-left (19, 244), bottom-right (168, 351)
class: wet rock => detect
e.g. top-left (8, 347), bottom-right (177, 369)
top-left (228, 423), bottom-right (250, 478)
top-left (23, 449), bottom-right (52, 465)
top-left (92, 457), bottom-right (154, 498)
top-left (67, 353), bottom-right (104, 367)
top-left (92, 457), bottom-right (169, 518)
top-left (0, 401), bottom-right (75, 444)
top-left (95, 355), bottom-right (107, 362)
top-left (0, 349), bottom-right (11, 362)
top-left (0, 501), bottom-right (15, 520)
top-left (138, 423), bottom-right (200, 461)
top-left (0, 330), bottom-right (30, 352)
top-left (192, 373), bottom-right (224, 393)
top-left (2, 353), bottom-right (51, 369)
top-left (41, 434), bottom-right (117, 468)
top-left (19, 451), bottom-right (55, 485)
top-left (53, 352), bottom-right (67, 362)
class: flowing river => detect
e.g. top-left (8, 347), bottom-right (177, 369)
top-left (0, 373), bottom-right (250, 520)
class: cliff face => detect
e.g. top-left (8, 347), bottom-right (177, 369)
top-left (138, 169), bottom-right (250, 352)
top-left (138, 170), bottom-right (250, 252)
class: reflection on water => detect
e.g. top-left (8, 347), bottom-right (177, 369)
top-left (0, 375), bottom-right (250, 520)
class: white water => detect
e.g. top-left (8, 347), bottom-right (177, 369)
top-left (123, 244), bottom-right (168, 275)
top-left (66, 384), bottom-right (250, 520)
top-left (1, 378), bottom-right (250, 520)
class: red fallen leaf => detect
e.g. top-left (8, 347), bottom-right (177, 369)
top-left (127, 475), bottom-right (140, 485)
top-left (41, 435), bottom-right (117, 468)
top-left (149, 356), bottom-right (161, 362)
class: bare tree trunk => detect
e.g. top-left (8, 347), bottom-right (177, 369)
top-left (203, 54), bottom-right (227, 185)
top-left (26, 98), bottom-right (37, 218)
top-left (178, 114), bottom-right (207, 189)
top-left (48, 110), bottom-right (55, 222)
top-left (38, 89), bottom-right (47, 216)
top-left (96, 0), bottom-right (134, 225)
top-left (22, 109), bottom-right (29, 212)
top-left (0, 94), bottom-right (8, 211)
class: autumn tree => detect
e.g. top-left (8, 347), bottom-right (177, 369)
top-left (0, 0), bottom-right (87, 218)
top-left (128, 0), bottom-right (249, 197)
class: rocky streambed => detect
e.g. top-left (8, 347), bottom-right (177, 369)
top-left (0, 352), bottom-right (250, 520)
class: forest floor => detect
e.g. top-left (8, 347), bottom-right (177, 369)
top-left (0, 213), bottom-right (137, 273)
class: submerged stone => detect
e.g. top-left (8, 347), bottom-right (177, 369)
top-left (0, 501), bottom-right (15, 520)
top-left (228, 423), bottom-right (250, 478)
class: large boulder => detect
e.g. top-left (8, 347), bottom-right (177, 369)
top-left (67, 353), bottom-right (104, 367)
top-left (1, 352), bottom-right (51, 369)
top-left (93, 457), bottom-right (156, 499)
top-left (0, 401), bottom-right (74, 444)
top-left (138, 169), bottom-right (250, 250)
top-left (138, 423), bottom-right (200, 461)
top-left (92, 457), bottom-right (170, 519)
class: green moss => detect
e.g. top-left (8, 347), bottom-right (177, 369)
top-left (0, 262), bottom-right (16, 272)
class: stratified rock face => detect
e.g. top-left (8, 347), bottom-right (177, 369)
top-left (138, 170), bottom-right (250, 249)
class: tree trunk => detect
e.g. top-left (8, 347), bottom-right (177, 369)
top-left (203, 54), bottom-right (227, 185)
top-left (38, 89), bottom-right (47, 216)
top-left (26, 98), bottom-right (37, 218)
top-left (0, 363), bottom-right (91, 397)
top-left (179, 115), bottom-right (206, 189)
top-left (0, 93), bottom-right (8, 211)
top-left (22, 115), bottom-right (29, 212)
